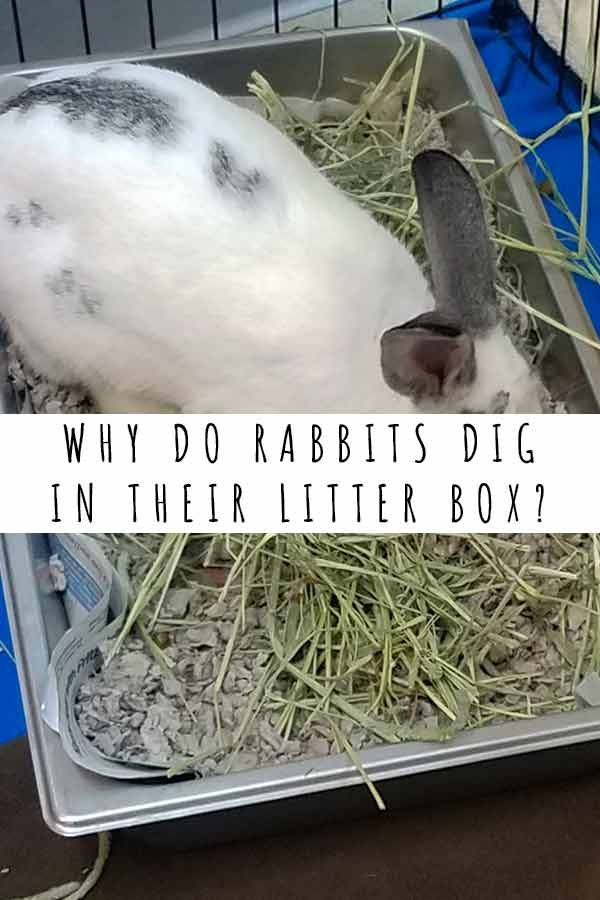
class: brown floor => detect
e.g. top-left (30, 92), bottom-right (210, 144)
top-left (2, 737), bottom-right (600, 900)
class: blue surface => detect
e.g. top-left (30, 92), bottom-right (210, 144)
top-left (0, 578), bottom-right (26, 743)
top-left (2, 0), bottom-right (600, 745)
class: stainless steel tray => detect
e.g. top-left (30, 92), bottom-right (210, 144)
top-left (5, 531), bottom-right (600, 844)
top-left (3, 23), bottom-right (600, 841)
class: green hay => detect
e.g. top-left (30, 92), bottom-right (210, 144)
top-left (104, 533), bottom-right (599, 777)
top-left (246, 34), bottom-right (600, 355)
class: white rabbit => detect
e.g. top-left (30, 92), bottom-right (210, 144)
top-left (519, 0), bottom-right (598, 94)
top-left (0, 62), bottom-right (543, 414)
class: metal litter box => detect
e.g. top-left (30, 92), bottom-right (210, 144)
top-left (3, 23), bottom-right (600, 842)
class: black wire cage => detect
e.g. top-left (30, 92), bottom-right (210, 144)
top-left (1, 0), bottom-right (596, 106)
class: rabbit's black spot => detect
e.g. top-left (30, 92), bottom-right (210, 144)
top-left (28, 200), bottom-right (52, 227)
top-left (78, 286), bottom-right (102, 315)
top-left (6, 204), bottom-right (22, 226)
top-left (1, 76), bottom-right (178, 143)
top-left (6, 200), bottom-right (52, 228)
top-left (210, 141), bottom-right (262, 194)
top-left (48, 268), bottom-right (76, 297)
top-left (47, 268), bottom-right (101, 315)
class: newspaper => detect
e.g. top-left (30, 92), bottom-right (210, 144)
top-left (40, 535), bottom-right (168, 780)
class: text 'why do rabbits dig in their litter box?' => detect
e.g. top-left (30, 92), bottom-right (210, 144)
top-left (0, 414), bottom-right (595, 532)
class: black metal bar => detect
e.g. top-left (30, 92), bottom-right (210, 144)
top-left (10, 0), bottom-right (24, 63)
top-left (273, 0), bottom-right (280, 33)
top-left (146, 0), bottom-right (157, 49)
top-left (333, 0), bottom-right (339, 28)
top-left (211, 0), bottom-right (219, 40)
top-left (528, 0), bottom-right (540, 69)
top-left (79, 0), bottom-right (91, 55)
top-left (557, 0), bottom-right (571, 100)
top-left (593, 0), bottom-right (600, 99)
top-left (386, 0), bottom-right (392, 14)
top-left (437, 0), bottom-right (443, 16)
top-left (530, 0), bottom-right (540, 29)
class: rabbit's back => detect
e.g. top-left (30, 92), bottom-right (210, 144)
top-left (0, 64), bottom-right (421, 411)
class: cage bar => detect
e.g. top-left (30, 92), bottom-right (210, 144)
top-left (0, 4), bottom-right (592, 124)
top-left (557, 0), bottom-right (570, 99)
top-left (593, 0), bottom-right (600, 98)
top-left (528, 0), bottom-right (541, 70)
top-left (146, 0), bottom-right (156, 49)
top-left (79, 0), bottom-right (91, 55)
top-left (9, 0), bottom-right (24, 63)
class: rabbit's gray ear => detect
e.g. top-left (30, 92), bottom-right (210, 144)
top-left (412, 149), bottom-right (498, 335)
top-left (381, 311), bottom-right (476, 403)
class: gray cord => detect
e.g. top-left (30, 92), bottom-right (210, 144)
top-left (7, 832), bottom-right (112, 900)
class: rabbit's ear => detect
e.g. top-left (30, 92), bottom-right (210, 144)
top-left (412, 149), bottom-right (498, 335)
top-left (380, 311), bottom-right (475, 402)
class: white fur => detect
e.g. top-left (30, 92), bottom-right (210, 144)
top-left (0, 63), bottom-right (541, 414)
top-left (454, 327), bottom-right (543, 414)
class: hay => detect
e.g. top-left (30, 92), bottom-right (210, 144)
top-left (77, 533), bottom-right (600, 790)
top-left (245, 37), bottom-right (600, 406)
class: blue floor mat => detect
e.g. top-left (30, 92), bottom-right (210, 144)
top-left (1, 1), bottom-right (599, 746)
top-left (0, 579), bottom-right (26, 743)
